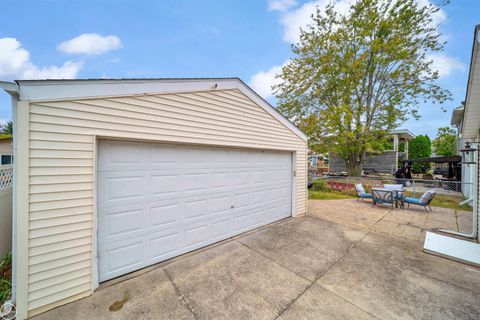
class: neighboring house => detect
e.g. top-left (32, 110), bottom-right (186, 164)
top-left (329, 129), bottom-right (415, 175)
top-left (451, 104), bottom-right (474, 198)
top-left (424, 25), bottom-right (480, 266)
top-left (0, 78), bottom-right (308, 319)
top-left (0, 134), bottom-right (13, 165)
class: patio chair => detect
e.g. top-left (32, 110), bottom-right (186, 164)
top-left (355, 183), bottom-right (372, 201)
top-left (372, 189), bottom-right (394, 209)
top-left (404, 190), bottom-right (436, 212)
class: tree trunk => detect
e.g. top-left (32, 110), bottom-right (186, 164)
top-left (345, 152), bottom-right (364, 176)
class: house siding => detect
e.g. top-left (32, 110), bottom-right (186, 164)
top-left (25, 88), bottom-right (307, 314)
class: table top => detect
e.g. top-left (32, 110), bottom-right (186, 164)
top-left (372, 187), bottom-right (406, 192)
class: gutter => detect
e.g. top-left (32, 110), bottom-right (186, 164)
top-left (0, 81), bottom-right (18, 95)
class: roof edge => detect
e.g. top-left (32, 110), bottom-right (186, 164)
top-left (0, 81), bottom-right (18, 95)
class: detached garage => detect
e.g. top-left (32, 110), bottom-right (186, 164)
top-left (0, 78), bottom-right (307, 319)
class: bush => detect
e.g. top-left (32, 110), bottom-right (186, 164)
top-left (311, 179), bottom-right (331, 192)
top-left (0, 252), bottom-right (12, 304)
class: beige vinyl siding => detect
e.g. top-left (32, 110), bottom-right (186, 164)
top-left (26, 88), bottom-right (307, 314)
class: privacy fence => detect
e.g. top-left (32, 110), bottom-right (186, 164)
top-left (0, 165), bottom-right (13, 257)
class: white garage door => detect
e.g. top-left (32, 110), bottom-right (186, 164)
top-left (97, 140), bottom-right (292, 281)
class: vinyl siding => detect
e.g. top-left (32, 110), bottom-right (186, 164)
top-left (26, 88), bottom-right (307, 314)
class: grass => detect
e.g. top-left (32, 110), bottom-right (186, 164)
top-left (309, 190), bottom-right (356, 200)
top-left (0, 252), bottom-right (12, 304)
top-left (404, 192), bottom-right (472, 211)
top-left (309, 189), bottom-right (472, 212)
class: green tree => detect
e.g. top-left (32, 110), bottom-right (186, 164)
top-left (274, 0), bottom-right (450, 175)
top-left (432, 127), bottom-right (456, 156)
top-left (409, 135), bottom-right (431, 173)
top-left (1, 121), bottom-right (12, 135)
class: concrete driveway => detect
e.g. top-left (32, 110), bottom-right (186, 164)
top-left (34, 199), bottom-right (480, 320)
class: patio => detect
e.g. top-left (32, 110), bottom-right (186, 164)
top-left (32, 199), bottom-right (480, 320)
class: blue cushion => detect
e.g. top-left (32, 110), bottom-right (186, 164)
top-left (404, 197), bottom-right (425, 206)
top-left (359, 193), bottom-right (372, 198)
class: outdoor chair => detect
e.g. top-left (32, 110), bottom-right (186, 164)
top-left (403, 190), bottom-right (436, 212)
top-left (355, 183), bottom-right (372, 201)
top-left (372, 189), bottom-right (394, 209)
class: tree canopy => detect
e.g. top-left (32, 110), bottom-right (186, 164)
top-left (432, 127), bottom-right (456, 156)
top-left (409, 135), bottom-right (431, 172)
top-left (1, 121), bottom-right (12, 135)
top-left (274, 0), bottom-right (451, 175)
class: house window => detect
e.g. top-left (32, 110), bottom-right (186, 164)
top-left (1, 155), bottom-right (12, 165)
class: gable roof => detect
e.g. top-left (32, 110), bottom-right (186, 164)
top-left (1, 78), bottom-right (307, 141)
top-left (460, 25), bottom-right (480, 139)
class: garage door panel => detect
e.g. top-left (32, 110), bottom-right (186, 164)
top-left (98, 171), bottom-right (148, 209)
top-left (184, 172), bottom-right (209, 192)
top-left (99, 241), bottom-right (144, 279)
top-left (210, 194), bottom-right (232, 215)
top-left (150, 173), bottom-right (181, 197)
top-left (149, 144), bottom-right (181, 166)
top-left (184, 223), bottom-right (210, 250)
top-left (184, 198), bottom-right (208, 221)
top-left (98, 140), bottom-right (292, 282)
top-left (98, 140), bottom-right (147, 171)
top-left (211, 171), bottom-right (231, 189)
top-left (149, 201), bottom-right (182, 230)
top-left (210, 217), bottom-right (232, 240)
top-left (147, 231), bottom-right (182, 261)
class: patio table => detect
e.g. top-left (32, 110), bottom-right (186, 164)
top-left (372, 187), bottom-right (406, 209)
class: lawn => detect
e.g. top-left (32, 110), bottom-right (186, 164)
top-left (308, 190), bottom-right (356, 200)
top-left (308, 190), bottom-right (472, 212)
top-left (0, 252), bottom-right (12, 305)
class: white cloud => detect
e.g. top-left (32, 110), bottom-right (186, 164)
top-left (279, 0), bottom-right (352, 43)
top-left (249, 64), bottom-right (284, 99)
top-left (58, 33), bottom-right (122, 55)
top-left (268, 0), bottom-right (297, 12)
top-left (429, 54), bottom-right (465, 77)
top-left (0, 37), bottom-right (82, 79)
top-left (278, 0), bottom-right (446, 44)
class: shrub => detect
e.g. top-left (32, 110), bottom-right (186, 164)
top-left (311, 179), bottom-right (331, 192)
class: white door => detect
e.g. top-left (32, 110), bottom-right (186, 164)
top-left (97, 140), bottom-right (292, 281)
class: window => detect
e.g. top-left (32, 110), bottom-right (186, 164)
top-left (1, 155), bottom-right (12, 165)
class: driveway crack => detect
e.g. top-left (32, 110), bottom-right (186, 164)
top-left (163, 268), bottom-right (199, 320)
top-left (236, 240), bottom-right (313, 283)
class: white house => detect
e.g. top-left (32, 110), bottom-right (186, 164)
top-left (424, 25), bottom-right (480, 268)
top-left (0, 78), bottom-right (308, 319)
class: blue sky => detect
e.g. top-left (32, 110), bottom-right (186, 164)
top-left (0, 0), bottom-right (479, 138)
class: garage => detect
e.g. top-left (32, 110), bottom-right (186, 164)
top-left (1, 78), bottom-right (307, 318)
top-left (98, 140), bottom-right (292, 281)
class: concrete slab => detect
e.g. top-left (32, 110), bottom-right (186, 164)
top-left (164, 241), bottom-right (310, 320)
top-left (308, 199), bottom-right (388, 230)
top-left (382, 209), bottom-right (428, 228)
top-left (370, 219), bottom-right (423, 241)
top-left (318, 242), bottom-right (480, 320)
top-left (456, 210), bottom-right (474, 234)
top-left (278, 284), bottom-right (376, 320)
top-left (357, 232), bottom-right (480, 293)
top-left (32, 199), bottom-right (480, 320)
top-left (31, 268), bottom-right (195, 320)
top-left (239, 216), bottom-right (367, 281)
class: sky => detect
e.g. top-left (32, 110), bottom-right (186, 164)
top-left (0, 0), bottom-right (479, 138)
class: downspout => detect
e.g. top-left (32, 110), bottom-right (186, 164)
top-left (439, 147), bottom-right (478, 239)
